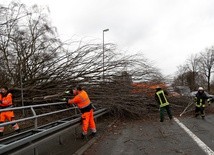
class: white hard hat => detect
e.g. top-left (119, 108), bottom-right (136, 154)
top-left (198, 87), bottom-right (204, 91)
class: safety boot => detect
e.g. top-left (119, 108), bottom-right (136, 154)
top-left (81, 133), bottom-right (86, 139)
top-left (90, 132), bottom-right (96, 137)
top-left (15, 128), bottom-right (21, 133)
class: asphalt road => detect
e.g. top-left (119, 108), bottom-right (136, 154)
top-left (84, 115), bottom-right (214, 155)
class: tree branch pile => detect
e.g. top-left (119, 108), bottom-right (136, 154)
top-left (87, 81), bottom-right (196, 119)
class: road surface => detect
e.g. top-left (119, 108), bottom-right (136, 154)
top-left (84, 115), bottom-right (214, 155)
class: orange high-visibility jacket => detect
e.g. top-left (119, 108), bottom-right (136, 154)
top-left (68, 90), bottom-right (91, 109)
top-left (0, 93), bottom-right (13, 107)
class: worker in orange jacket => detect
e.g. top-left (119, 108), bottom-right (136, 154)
top-left (67, 85), bottom-right (96, 139)
top-left (0, 86), bottom-right (20, 136)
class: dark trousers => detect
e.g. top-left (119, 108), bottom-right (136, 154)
top-left (195, 106), bottom-right (205, 118)
top-left (160, 105), bottom-right (172, 122)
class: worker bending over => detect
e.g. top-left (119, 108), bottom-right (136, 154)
top-left (67, 85), bottom-right (96, 139)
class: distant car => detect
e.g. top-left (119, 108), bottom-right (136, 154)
top-left (174, 86), bottom-right (191, 96)
top-left (190, 91), bottom-right (214, 102)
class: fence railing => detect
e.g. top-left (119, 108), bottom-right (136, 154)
top-left (0, 102), bottom-right (79, 128)
top-left (0, 102), bottom-right (108, 154)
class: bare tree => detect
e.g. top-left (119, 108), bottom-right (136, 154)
top-left (0, 2), bottom-right (29, 85)
top-left (186, 54), bottom-right (200, 90)
top-left (173, 64), bottom-right (188, 86)
top-left (199, 47), bottom-right (214, 92)
top-left (0, 2), bottom-right (167, 119)
top-left (173, 53), bottom-right (207, 91)
top-left (0, 2), bottom-right (62, 90)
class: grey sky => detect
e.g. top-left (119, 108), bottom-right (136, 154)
top-left (3, 0), bottom-right (214, 76)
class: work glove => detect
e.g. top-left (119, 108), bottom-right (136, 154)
top-left (64, 90), bottom-right (71, 94)
top-left (208, 101), bottom-right (211, 106)
top-left (62, 98), bottom-right (69, 105)
top-left (207, 99), bottom-right (211, 106)
top-left (62, 98), bottom-right (66, 101)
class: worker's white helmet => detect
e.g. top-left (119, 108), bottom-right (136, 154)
top-left (198, 87), bottom-right (204, 91)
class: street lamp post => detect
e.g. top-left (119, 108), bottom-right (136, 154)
top-left (103, 29), bottom-right (109, 81)
top-left (19, 52), bottom-right (25, 117)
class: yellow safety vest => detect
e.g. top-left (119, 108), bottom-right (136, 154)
top-left (195, 98), bottom-right (205, 107)
top-left (156, 90), bottom-right (169, 107)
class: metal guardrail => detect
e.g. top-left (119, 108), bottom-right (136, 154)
top-left (0, 102), bottom-right (77, 128)
top-left (0, 102), bottom-right (108, 154)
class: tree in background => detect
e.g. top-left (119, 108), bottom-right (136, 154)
top-left (198, 47), bottom-right (214, 92)
top-left (173, 47), bottom-right (214, 93)
top-left (0, 3), bottom-right (62, 87)
top-left (173, 64), bottom-right (189, 87)
top-left (186, 54), bottom-right (200, 90)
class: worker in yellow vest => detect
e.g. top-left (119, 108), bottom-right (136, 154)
top-left (195, 87), bottom-right (210, 119)
top-left (155, 86), bottom-right (172, 122)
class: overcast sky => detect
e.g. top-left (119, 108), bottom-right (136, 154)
top-left (2, 0), bottom-right (214, 76)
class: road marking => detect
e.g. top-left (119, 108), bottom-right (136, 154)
top-left (174, 117), bottom-right (214, 155)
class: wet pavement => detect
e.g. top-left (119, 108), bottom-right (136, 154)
top-left (84, 115), bottom-right (214, 155)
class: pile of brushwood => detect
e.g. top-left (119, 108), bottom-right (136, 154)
top-left (87, 82), bottom-right (195, 119)
top-left (10, 82), bottom-right (202, 120)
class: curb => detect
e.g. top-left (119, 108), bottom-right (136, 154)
top-left (73, 137), bottom-right (98, 155)
top-left (73, 118), bottom-right (119, 155)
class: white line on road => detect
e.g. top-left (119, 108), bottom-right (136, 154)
top-left (174, 117), bottom-right (214, 155)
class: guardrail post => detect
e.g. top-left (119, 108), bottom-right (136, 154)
top-left (31, 107), bottom-right (38, 129)
top-left (73, 105), bottom-right (77, 115)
